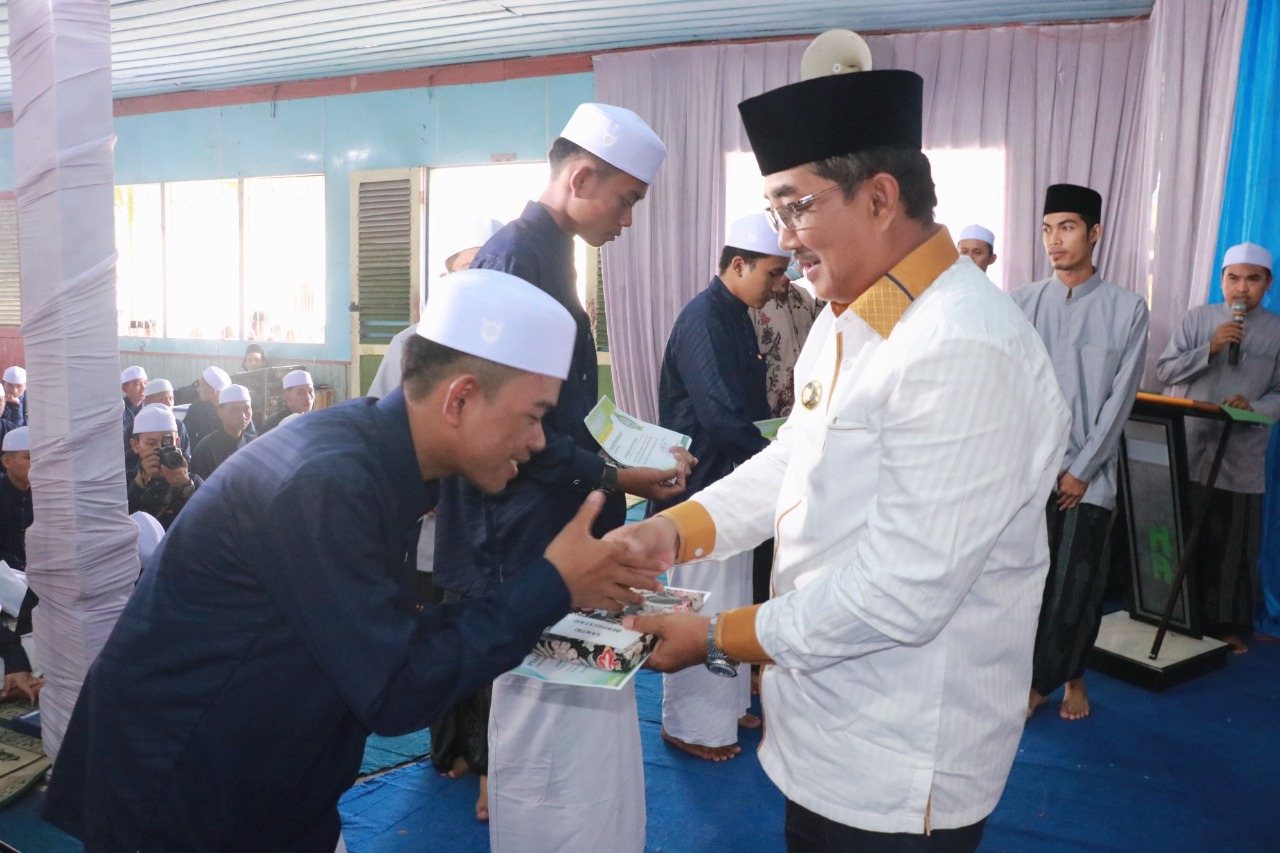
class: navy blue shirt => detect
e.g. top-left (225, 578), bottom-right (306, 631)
top-left (434, 201), bottom-right (625, 597)
top-left (652, 276), bottom-right (770, 512)
top-left (1, 392), bottom-right (27, 431)
top-left (183, 398), bottom-right (220, 449)
top-left (44, 389), bottom-right (571, 852)
top-left (190, 428), bottom-right (253, 480)
top-left (0, 473), bottom-right (31, 569)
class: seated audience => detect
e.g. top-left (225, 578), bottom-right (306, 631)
top-left (262, 370), bottom-right (314, 433)
top-left (0, 611), bottom-right (41, 704)
top-left (129, 406), bottom-right (201, 529)
top-left (191, 385), bottom-right (254, 479)
top-left (242, 344), bottom-right (266, 372)
top-left (141, 378), bottom-right (192, 458)
top-left (120, 365), bottom-right (148, 438)
top-left (0, 427), bottom-right (33, 570)
top-left (184, 366), bottom-right (231, 450)
top-left (2, 366), bottom-right (28, 436)
top-left (0, 425), bottom-right (41, 703)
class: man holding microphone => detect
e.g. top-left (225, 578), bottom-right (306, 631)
top-left (1156, 242), bottom-right (1280, 653)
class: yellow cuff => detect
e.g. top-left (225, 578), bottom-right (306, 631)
top-left (717, 605), bottom-right (773, 666)
top-left (658, 501), bottom-right (716, 564)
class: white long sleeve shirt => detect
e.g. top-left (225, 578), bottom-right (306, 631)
top-left (663, 228), bottom-right (1069, 834)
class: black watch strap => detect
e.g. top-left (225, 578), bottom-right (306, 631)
top-left (598, 460), bottom-right (619, 493)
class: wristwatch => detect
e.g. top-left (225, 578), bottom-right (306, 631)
top-left (705, 615), bottom-right (739, 678)
top-left (598, 460), bottom-right (619, 494)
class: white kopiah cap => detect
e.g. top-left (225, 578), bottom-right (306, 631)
top-left (725, 213), bottom-right (789, 258)
top-left (2, 426), bottom-right (29, 452)
top-left (202, 366), bottom-right (232, 391)
top-left (560, 103), bottom-right (667, 185)
top-left (2, 366), bottom-right (25, 385)
top-left (440, 217), bottom-right (503, 266)
top-left (416, 269), bottom-right (576, 380)
top-left (959, 224), bottom-right (996, 247)
top-left (219, 384), bottom-right (252, 405)
top-left (282, 370), bottom-right (313, 390)
top-left (144, 378), bottom-right (174, 396)
top-left (121, 365), bottom-right (147, 384)
top-left (133, 404), bottom-right (177, 434)
top-left (1223, 242), bottom-right (1272, 272)
top-left (131, 511), bottom-right (166, 563)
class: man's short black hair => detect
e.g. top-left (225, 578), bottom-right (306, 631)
top-left (401, 335), bottom-right (520, 402)
top-left (717, 246), bottom-right (776, 275)
top-left (809, 146), bottom-right (937, 225)
top-left (548, 137), bottom-right (619, 179)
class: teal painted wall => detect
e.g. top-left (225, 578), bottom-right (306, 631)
top-left (0, 72), bottom-right (594, 378)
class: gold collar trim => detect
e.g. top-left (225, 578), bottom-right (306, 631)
top-left (832, 227), bottom-right (958, 338)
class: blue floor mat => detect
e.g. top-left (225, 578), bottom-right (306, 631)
top-left (361, 729), bottom-right (432, 776)
top-left (4, 645), bottom-right (1276, 852)
top-left (339, 645), bottom-right (1280, 853)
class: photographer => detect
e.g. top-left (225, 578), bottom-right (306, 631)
top-left (128, 405), bottom-right (201, 530)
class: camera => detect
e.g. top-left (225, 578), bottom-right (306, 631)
top-left (158, 433), bottom-right (186, 469)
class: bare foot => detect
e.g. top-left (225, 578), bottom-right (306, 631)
top-left (475, 775), bottom-right (489, 822)
top-left (1222, 634), bottom-right (1249, 654)
top-left (738, 713), bottom-right (762, 730)
top-left (661, 728), bottom-right (741, 761)
top-left (444, 757), bottom-right (471, 779)
top-left (1060, 677), bottom-right (1090, 720)
top-left (1027, 689), bottom-right (1049, 720)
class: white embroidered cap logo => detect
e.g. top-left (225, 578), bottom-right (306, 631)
top-left (481, 319), bottom-right (503, 343)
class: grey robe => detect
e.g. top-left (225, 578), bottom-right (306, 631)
top-left (1011, 274), bottom-right (1149, 509)
top-left (1155, 302), bottom-right (1280, 493)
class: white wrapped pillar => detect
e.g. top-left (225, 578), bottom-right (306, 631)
top-left (8, 0), bottom-right (140, 759)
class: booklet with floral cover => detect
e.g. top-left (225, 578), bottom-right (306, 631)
top-left (509, 587), bottom-right (709, 690)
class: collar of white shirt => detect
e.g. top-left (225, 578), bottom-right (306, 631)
top-left (831, 226), bottom-right (959, 338)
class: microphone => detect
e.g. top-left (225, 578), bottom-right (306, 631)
top-left (1228, 300), bottom-right (1247, 366)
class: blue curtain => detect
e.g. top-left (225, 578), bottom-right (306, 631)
top-left (1211, 0), bottom-right (1280, 634)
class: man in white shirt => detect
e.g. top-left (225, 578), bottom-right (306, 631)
top-left (612, 69), bottom-right (1069, 852)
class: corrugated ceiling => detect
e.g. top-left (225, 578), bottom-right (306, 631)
top-left (0, 0), bottom-right (1153, 113)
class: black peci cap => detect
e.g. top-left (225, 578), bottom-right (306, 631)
top-left (1043, 183), bottom-right (1103, 221)
top-left (738, 70), bottom-right (924, 177)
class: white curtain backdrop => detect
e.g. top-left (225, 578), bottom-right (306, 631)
top-left (873, 22), bottom-right (1150, 291)
top-left (1127, 0), bottom-right (1247, 387)
top-left (596, 0), bottom-right (1245, 420)
top-left (9, 0), bottom-right (139, 758)
top-left (596, 41), bottom-right (806, 423)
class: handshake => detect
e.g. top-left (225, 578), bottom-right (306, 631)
top-left (541, 486), bottom-right (715, 676)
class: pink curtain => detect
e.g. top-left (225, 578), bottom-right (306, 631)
top-left (596, 0), bottom-right (1245, 419)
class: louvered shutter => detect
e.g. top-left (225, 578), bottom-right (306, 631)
top-left (349, 169), bottom-right (423, 396)
top-left (0, 197), bottom-right (21, 326)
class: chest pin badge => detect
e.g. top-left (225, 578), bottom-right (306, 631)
top-left (800, 379), bottom-right (823, 410)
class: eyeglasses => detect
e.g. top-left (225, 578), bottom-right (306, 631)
top-left (764, 185), bottom-right (842, 232)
